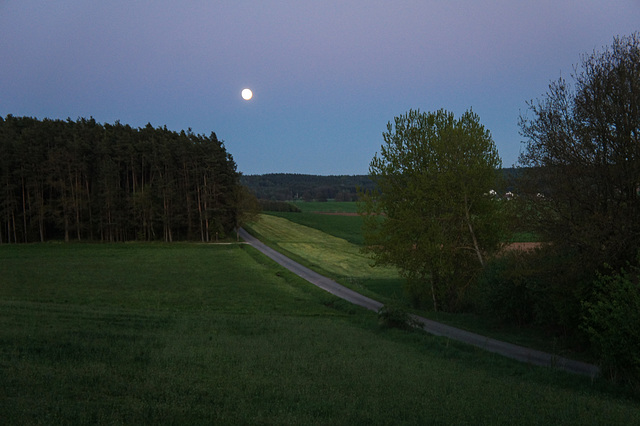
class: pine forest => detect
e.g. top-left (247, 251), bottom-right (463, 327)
top-left (0, 115), bottom-right (241, 243)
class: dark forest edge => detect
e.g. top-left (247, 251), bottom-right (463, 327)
top-left (0, 115), bottom-right (258, 243)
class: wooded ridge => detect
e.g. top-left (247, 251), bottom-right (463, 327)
top-left (241, 169), bottom-right (519, 202)
top-left (241, 173), bottom-right (376, 202)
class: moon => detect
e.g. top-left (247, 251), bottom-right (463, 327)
top-left (241, 88), bottom-right (253, 100)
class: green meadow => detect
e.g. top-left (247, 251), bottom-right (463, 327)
top-left (292, 200), bottom-right (360, 213)
top-left (1, 239), bottom-right (639, 423)
top-left (247, 214), bottom-right (405, 305)
top-left (270, 210), bottom-right (366, 246)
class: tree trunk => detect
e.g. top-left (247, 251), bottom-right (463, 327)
top-left (21, 174), bottom-right (28, 243)
top-left (12, 210), bottom-right (17, 243)
top-left (197, 184), bottom-right (204, 242)
top-left (464, 193), bottom-right (484, 267)
top-left (430, 272), bottom-right (439, 312)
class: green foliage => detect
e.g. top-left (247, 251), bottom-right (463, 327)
top-left (377, 305), bottom-right (420, 330)
top-left (582, 260), bottom-right (640, 387)
top-left (475, 252), bottom-right (537, 326)
top-left (509, 232), bottom-right (540, 243)
top-left (360, 109), bottom-right (504, 312)
top-left (233, 185), bottom-right (262, 229)
top-left (476, 246), bottom-right (594, 341)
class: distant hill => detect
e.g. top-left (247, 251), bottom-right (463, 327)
top-left (242, 169), bottom-right (521, 201)
top-left (240, 174), bottom-right (375, 201)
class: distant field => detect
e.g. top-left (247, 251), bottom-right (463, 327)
top-left (270, 201), bottom-right (363, 245)
top-left (291, 200), bottom-right (359, 213)
top-left (1, 243), bottom-right (638, 423)
top-left (270, 211), bottom-right (365, 245)
top-left (276, 201), bottom-right (538, 244)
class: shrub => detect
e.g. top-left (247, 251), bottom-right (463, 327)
top-left (475, 251), bottom-right (536, 326)
top-left (403, 254), bottom-right (479, 313)
top-left (404, 276), bottom-right (434, 310)
top-left (475, 245), bottom-right (594, 340)
top-left (378, 305), bottom-right (420, 330)
top-left (582, 260), bottom-right (640, 387)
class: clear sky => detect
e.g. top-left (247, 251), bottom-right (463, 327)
top-left (1, 1), bottom-right (638, 175)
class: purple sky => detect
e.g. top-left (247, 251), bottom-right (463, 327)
top-left (1, 1), bottom-right (639, 175)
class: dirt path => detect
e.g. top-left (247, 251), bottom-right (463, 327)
top-left (238, 228), bottom-right (599, 377)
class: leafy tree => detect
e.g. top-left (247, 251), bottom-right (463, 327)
top-left (518, 33), bottom-right (640, 271)
top-left (231, 185), bottom-right (261, 240)
top-left (582, 258), bottom-right (640, 387)
top-left (359, 109), bottom-right (503, 311)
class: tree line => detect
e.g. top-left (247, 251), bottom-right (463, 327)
top-left (0, 116), bottom-right (252, 243)
top-left (242, 171), bottom-right (518, 203)
top-left (241, 173), bottom-right (376, 201)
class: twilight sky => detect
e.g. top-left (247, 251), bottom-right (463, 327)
top-left (1, 1), bottom-right (638, 175)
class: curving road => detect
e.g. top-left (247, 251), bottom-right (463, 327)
top-left (238, 228), bottom-right (600, 377)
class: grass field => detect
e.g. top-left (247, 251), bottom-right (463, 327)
top-left (247, 214), bottom-right (404, 303)
top-left (271, 211), bottom-right (365, 245)
top-left (291, 200), bottom-right (359, 213)
top-left (2, 242), bottom-right (639, 423)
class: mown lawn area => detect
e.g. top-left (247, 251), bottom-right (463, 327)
top-left (1, 243), bottom-right (638, 424)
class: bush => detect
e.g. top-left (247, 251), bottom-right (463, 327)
top-left (378, 305), bottom-right (420, 330)
top-left (475, 245), bottom-right (594, 339)
top-left (475, 252), bottom-right (536, 326)
top-left (404, 276), bottom-right (434, 310)
top-left (403, 255), bottom-right (480, 313)
top-left (582, 260), bottom-right (640, 387)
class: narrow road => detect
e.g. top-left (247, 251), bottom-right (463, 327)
top-left (238, 228), bottom-right (600, 378)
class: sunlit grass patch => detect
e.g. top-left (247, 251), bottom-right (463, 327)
top-left (248, 214), bottom-right (399, 280)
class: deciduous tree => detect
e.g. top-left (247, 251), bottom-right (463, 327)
top-left (360, 109), bottom-right (503, 311)
top-left (518, 33), bottom-right (640, 270)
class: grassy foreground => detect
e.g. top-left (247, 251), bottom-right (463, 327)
top-left (1, 243), bottom-right (639, 424)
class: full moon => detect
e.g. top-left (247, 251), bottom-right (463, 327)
top-left (241, 88), bottom-right (253, 100)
